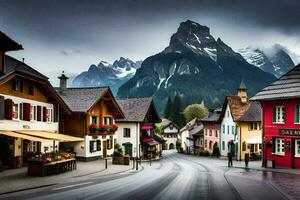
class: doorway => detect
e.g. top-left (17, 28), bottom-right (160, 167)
top-left (169, 143), bottom-right (175, 149)
top-left (123, 143), bottom-right (133, 157)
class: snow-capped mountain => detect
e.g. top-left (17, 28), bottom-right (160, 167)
top-left (239, 45), bottom-right (295, 78)
top-left (72, 57), bottom-right (141, 94)
top-left (117, 20), bottom-right (275, 112)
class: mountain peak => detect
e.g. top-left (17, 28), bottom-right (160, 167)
top-left (178, 20), bottom-right (210, 35)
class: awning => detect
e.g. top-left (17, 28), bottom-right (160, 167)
top-left (143, 137), bottom-right (159, 146)
top-left (246, 136), bottom-right (262, 144)
top-left (0, 131), bottom-right (51, 142)
top-left (146, 141), bottom-right (159, 146)
top-left (15, 130), bottom-right (84, 142)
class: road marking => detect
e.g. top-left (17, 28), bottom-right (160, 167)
top-left (52, 182), bottom-right (94, 191)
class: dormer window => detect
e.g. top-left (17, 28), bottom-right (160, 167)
top-left (12, 79), bottom-right (23, 92)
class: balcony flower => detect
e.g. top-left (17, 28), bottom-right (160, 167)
top-left (89, 123), bottom-right (98, 133)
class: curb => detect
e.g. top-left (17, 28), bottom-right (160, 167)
top-left (0, 183), bottom-right (57, 196)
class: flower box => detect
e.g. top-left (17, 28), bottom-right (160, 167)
top-left (112, 156), bottom-right (130, 165)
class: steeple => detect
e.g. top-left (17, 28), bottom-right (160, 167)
top-left (58, 71), bottom-right (69, 92)
top-left (237, 80), bottom-right (248, 103)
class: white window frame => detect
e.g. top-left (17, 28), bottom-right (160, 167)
top-left (274, 106), bottom-right (285, 124)
top-left (227, 125), bottom-right (230, 134)
top-left (275, 138), bottom-right (285, 155)
top-left (12, 103), bottom-right (19, 120)
top-left (103, 116), bottom-right (111, 125)
top-left (222, 125), bottom-right (225, 134)
top-left (30, 105), bottom-right (37, 121)
top-left (46, 108), bottom-right (53, 122)
top-left (90, 116), bottom-right (98, 125)
top-left (295, 139), bottom-right (300, 157)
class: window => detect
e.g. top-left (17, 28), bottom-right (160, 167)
top-left (29, 85), bottom-right (34, 95)
top-left (205, 129), bottom-right (207, 136)
top-left (227, 125), bottom-right (230, 134)
top-left (12, 104), bottom-right (19, 120)
top-left (31, 141), bottom-right (38, 152)
top-left (295, 105), bottom-right (300, 124)
top-left (97, 140), bottom-right (101, 151)
top-left (273, 106), bottom-right (285, 123)
top-left (249, 122), bottom-right (258, 130)
top-left (46, 108), bottom-right (52, 122)
top-left (90, 140), bottom-right (97, 152)
top-left (209, 141), bottom-right (212, 149)
top-left (232, 126), bottom-right (235, 134)
top-left (91, 116), bottom-right (97, 125)
top-left (215, 130), bottom-right (218, 138)
top-left (12, 79), bottom-right (23, 92)
top-left (30, 106), bottom-right (36, 121)
top-left (295, 140), bottom-right (300, 157)
top-left (209, 130), bottom-right (212, 136)
top-left (200, 139), bottom-right (203, 146)
top-left (227, 111), bottom-right (230, 118)
top-left (275, 138), bottom-right (285, 155)
top-left (222, 141), bottom-right (225, 150)
top-left (222, 125), bottom-right (225, 134)
top-left (205, 140), bottom-right (207, 148)
top-left (123, 128), bottom-right (131, 137)
top-left (104, 116), bottom-right (111, 125)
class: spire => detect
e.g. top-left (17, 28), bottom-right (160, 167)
top-left (237, 80), bottom-right (248, 103)
top-left (239, 80), bottom-right (247, 90)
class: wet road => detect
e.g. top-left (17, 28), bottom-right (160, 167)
top-left (0, 151), bottom-right (288, 200)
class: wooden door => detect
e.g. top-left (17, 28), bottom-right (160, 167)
top-left (102, 140), bottom-right (107, 158)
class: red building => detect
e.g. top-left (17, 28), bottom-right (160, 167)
top-left (252, 64), bottom-right (300, 168)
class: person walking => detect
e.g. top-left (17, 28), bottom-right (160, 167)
top-left (227, 152), bottom-right (233, 167)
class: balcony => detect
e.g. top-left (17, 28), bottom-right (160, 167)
top-left (89, 124), bottom-right (119, 138)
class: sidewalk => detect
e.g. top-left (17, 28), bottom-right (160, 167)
top-left (0, 158), bottom-right (136, 194)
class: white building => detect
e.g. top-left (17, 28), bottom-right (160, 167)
top-left (180, 118), bottom-right (197, 154)
top-left (161, 119), bottom-right (179, 150)
top-left (115, 98), bottom-right (162, 159)
top-left (219, 82), bottom-right (250, 158)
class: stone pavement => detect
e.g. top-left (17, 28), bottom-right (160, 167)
top-left (0, 158), bottom-right (136, 194)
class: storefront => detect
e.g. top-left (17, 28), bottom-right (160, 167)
top-left (251, 63), bottom-right (300, 168)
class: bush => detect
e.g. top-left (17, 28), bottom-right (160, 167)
top-left (176, 140), bottom-right (182, 152)
top-left (212, 142), bottom-right (220, 157)
top-left (199, 150), bottom-right (210, 157)
top-left (113, 143), bottom-right (123, 157)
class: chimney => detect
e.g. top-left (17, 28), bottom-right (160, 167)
top-left (58, 71), bottom-right (69, 92)
top-left (237, 80), bottom-right (248, 103)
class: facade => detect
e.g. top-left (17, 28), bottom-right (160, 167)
top-left (191, 124), bottom-right (204, 155)
top-left (161, 119), bottom-right (179, 150)
top-left (252, 64), bottom-right (300, 168)
top-left (0, 32), bottom-right (73, 168)
top-left (115, 98), bottom-right (162, 159)
top-left (236, 101), bottom-right (262, 161)
top-left (218, 82), bottom-right (250, 158)
top-left (180, 118), bottom-right (197, 154)
top-left (57, 76), bottom-right (124, 161)
top-left (201, 108), bottom-right (221, 153)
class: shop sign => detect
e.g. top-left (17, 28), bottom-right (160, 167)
top-left (279, 129), bottom-right (300, 136)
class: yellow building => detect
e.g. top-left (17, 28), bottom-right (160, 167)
top-left (237, 101), bottom-right (262, 161)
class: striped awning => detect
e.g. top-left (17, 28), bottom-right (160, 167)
top-left (0, 131), bottom-right (51, 142)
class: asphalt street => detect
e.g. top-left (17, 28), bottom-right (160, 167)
top-left (0, 151), bottom-right (288, 200)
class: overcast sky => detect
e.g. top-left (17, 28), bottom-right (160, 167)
top-left (1, 0), bottom-right (300, 85)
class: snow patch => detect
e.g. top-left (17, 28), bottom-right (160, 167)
top-left (165, 63), bottom-right (177, 88)
top-left (204, 48), bottom-right (217, 62)
top-left (193, 34), bottom-right (201, 44)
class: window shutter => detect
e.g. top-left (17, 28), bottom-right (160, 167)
top-left (97, 140), bottom-right (101, 151)
top-left (53, 104), bottom-right (59, 122)
top-left (4, 99), bottom-right (13, 120)
top-left (272, 137), bottom-right (276, 153)
top-left (90, 141), bottom-right (94, 153)
top-left (0, 96), bottom-right (4, 120)
top-left (295, 105), bottom-right (299, 123)
top-left (283, 106), bottom-right (286, 123)
top-left (37, 106), bottom-right (42, 121)
top-left (272, 106), bottom-right (276, 123)
top-left (43, 107), bottom-right (47, 122)
top-left (19, 103), bottom-right (23, 120)
top-left (23, 103), bottom-right (31, 121)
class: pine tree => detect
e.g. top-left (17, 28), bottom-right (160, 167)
top-left (171, 94), bottom-right (185, 127)
top-left (164, 96), bottom-right (173, 119)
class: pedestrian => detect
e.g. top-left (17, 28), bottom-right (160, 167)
top-left (227, 152), bottom-right (233, 167)
top-left (245, 153), bottom-right (249, 168)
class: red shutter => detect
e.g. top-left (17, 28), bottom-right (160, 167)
top-left (43, 107), bottom-right (47, 122)
top-left (23, 103), bottom-right (31, 121)
top-left (4, 99), bottom-right (13, 120)
top-left (37, 106), bottom-right (41, 121)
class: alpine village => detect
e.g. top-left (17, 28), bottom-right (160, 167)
top-left (1, 18), bottom-right (300, 199)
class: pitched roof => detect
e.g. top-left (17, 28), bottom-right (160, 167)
top-left (239, 80), bottom-right (247, 90)
top-left (180, 118), bottom-right (197, 132)
top-left (251, 64), bottom-right (300, 101)
top-left (238, 101), bottom-right (261, 122)
top-left (57, 87), bottom-right (124, 119)
top-left (161, 118), bottom-right (180, 130)
top-left (219, 96), bottom-right (250, 122)
top-left (201, 108), bottom-right (221, 123)
top-left (116, 97), bottom-right (161, 122)
top-left (0, 31), bottom-right (23, 51)
top-left (190, 124), bottom-right (204, 136)
top-left (0, 55), bottom-right (49, 82)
